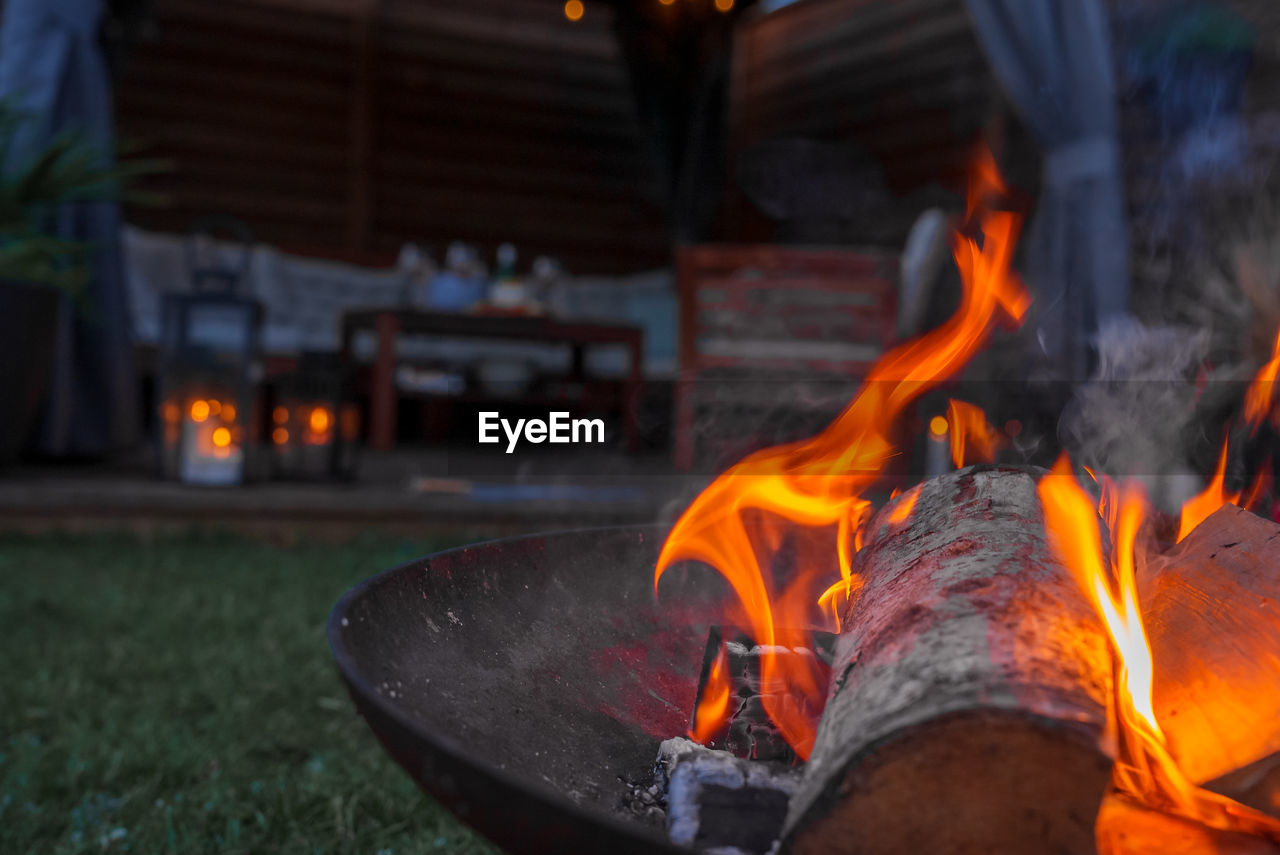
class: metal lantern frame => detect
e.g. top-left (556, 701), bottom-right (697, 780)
top-left (268, 351), bottom-right (360, 482)
top-left (156, 217), bottom-right (264, 485)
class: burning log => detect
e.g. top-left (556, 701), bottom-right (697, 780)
top-left (1141, 504), bottom-right (1280, 815)
top-left (1095, 796), bottom-right (1280, 855)
top-left (781, 466), bottom-right (1115, 855)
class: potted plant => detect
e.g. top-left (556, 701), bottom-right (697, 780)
top-left (0, 102), bottom-right (157, 462)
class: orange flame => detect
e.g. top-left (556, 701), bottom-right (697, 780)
top-left (1039, 455), bottom-right (1280, 842)
top-left (655, 146), bottom-right (1028, 758)
top-left (946, 399), bottom-right (1004, 468)
top-left (1244, 460), bottom-right (1272, 512)
top-left (1040, 458), bottom-right (1163, 742)
top-left (1244, 328), bottom-right (1280, 431)
top-left (886, 483), bottom-right (920, 525)
top-left (690, 642), bottom-right (732, 744)
top-left (1177, 438), bottom-right (1241, 542)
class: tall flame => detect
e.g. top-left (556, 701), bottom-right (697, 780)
top-left (655, 146), bottom-right (1028, 758)
top-left (1039, 455), bottom-right (1280, 844)
top-left (946, 398), bottom-right (1004, 468)
top-left (1177, 438), bottom-right (1240, 543)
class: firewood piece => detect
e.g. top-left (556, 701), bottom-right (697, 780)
top-left (693, 627), bottom-right (835, 763)
top-left (656, 737), bottom-right (802, 855)
top-left (1095, 795), bottom-right (1280, 855)
top-left (1140, 504), bottom-right (1280, 808)
top-left (782, 466), bottom-right (1114, 855)
top-left (1209, 755), bottom-right (1280, 820)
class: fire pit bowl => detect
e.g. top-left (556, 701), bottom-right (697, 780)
top-left (328, 525), bottom-right (725, 854)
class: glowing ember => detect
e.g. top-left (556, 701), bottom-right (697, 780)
top-left (946, 398), bottom-right (1004, 468)
top-left (655, 146), bottom-right (1028, 758)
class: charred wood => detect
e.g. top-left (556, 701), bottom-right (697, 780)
top-left (693, 627), bottom-right (835, 764)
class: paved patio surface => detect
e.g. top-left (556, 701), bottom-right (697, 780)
top-left (0, 447), bottom-right (708, 541)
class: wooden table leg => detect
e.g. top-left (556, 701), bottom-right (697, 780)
top-left (674, 373), bottom-right (694, 471)
top-left (623, 334), bottom-right (643, 453)
top-left (370, 312), bottom-right (400, 451)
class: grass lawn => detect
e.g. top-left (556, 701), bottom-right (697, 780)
top-left (0, 531), bottom-right (504, 855)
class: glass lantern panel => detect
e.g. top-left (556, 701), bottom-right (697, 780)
top-left (185, 303), bottom-right (256, 354)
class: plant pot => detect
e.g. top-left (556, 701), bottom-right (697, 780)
top-left (0, 282), bottom-right (60, 464)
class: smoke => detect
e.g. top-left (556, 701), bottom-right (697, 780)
top-left (1059, 317), bottom-right (1209, 512)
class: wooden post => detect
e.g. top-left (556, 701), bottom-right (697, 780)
top-left (623, 327), bottom-right (644, 453)
top-left (673, 247), bottom-right (700, 471)
top-left (346, 0), bottom-right (379, 256)
top-left (369, 311), bottom-right (399, 451)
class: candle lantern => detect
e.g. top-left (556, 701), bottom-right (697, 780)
top-left (156, 217), bottom-right (263, 486)
top-left (269, 352), bottom-right (360, 481)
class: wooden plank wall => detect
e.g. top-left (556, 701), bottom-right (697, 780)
top-left (116, 1), bottom-right (354, 252)
top-left (725, 0), bottom-right (1010, 244)
top-left (115, 0), bottom-right (670, 274)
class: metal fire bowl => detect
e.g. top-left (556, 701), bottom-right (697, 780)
top-left (328, 526), bottom-right (728, 854)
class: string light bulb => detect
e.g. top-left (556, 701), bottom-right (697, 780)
top-left (564, 0), bottom-right (584, 21)
top-left (715, 0), bottom-right (734, 10)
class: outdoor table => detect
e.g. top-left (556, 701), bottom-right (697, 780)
top-left (340, 308), bottom-right (645, 452)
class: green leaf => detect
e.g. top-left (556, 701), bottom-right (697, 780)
top-left (0, 100), bottom-right (158, 297)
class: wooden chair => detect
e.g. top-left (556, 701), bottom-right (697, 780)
top-left (674, 245), bottom-right (898, 471)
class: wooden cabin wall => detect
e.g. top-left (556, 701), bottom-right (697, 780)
top-left (115, 0), bottom-right (670, 274)
top-left (723, 0), bottom-right (1034, 246)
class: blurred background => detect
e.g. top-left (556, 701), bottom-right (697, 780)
top-left (4, 0), bottom-right (1280, 852)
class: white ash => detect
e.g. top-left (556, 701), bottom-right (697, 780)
top-left (656, 737), bottom-right (801, 855)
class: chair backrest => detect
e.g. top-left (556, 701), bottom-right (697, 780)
top-left (677, 245), bottom-right (898, 379)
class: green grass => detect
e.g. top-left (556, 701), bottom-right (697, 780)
top-left (0, 531), bottom-right (504, 855)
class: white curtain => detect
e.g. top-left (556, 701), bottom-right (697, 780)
top-left (963, 0), bottom-right (1130, 381)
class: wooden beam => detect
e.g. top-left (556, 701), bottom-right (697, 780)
top-left (347, 0), bottom-right (380, 255)
top-left (220, 0), bottom-right (363, 18)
